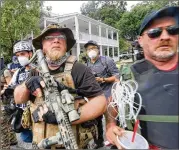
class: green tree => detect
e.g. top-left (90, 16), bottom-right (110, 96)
top-left (80, 1), bottom-right (127, 28)
top-left (116, 0), bottom-right (179, 41)
top-left (0, 0), bottom-right (42, 63)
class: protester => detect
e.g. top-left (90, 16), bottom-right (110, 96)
top-left (9, 40), bottom-right (34, 143)
top-left (84, 40), bottom-right (120, 148)
top-left (106, 6), bottom-right (179, 149)
top-left (14, 24), bottom-right (107, 149)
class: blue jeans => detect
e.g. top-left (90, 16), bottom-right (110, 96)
top-left (20, 129), bottom-right (33, 143)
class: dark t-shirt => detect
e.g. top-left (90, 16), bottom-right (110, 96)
top-left (50, 62), bottom-right (103, 98)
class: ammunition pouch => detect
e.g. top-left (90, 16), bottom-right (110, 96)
top-left (21, 106), bottom-right (32, 129)
top-left (78, 121), bottom-right (98, 149)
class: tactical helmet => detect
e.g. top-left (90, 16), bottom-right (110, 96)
top-left (32, 24), bottom-right (76, 52)
top-left (13, 40), bottom-right (32, 54)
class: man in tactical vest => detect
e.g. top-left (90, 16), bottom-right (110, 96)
top-left (105, 6), bottom-right (179, 149)
top-left (13, 24), bottom-right (107, 149)
top-left (9, 40), bottom-right (34, 143)
top-left (84, 40), bottom-right (120, 148)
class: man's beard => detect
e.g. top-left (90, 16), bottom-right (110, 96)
top-left (152, 49), bottom-right (176, 61)
top-left (46, 49), bottom-right (65, 61)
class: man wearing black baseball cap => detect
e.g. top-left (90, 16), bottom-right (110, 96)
top-left (106, 6), bottom-right (179, 149)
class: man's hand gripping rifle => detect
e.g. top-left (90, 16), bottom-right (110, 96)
top-left (29, 49), bottom-right (80, 149)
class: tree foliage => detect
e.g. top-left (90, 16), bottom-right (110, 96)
top-left (0, 0), bottom-right (42, 63)
top-left (81, 1), bottom-right (127, 27)
top-left (117, 0), bottom-right (179, 41)
top-left (80, 0), bottom-right (178, 52)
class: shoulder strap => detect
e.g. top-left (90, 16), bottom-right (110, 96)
top-left (15, 67), bottom-right (25, 84)
top-left (138, 115), bottom-right (179, 123)
top-left (100, 56), bottom-right (111, 76)
top-left (64, 55), bottom-right (77, 72)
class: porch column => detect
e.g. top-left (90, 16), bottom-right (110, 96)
top-left (44, 17), bottom-right (47, 28)
top-left (99, 25), bottom-right (101, 44)
top-left (111, 30), bottom-right (113, 40)
top-left (107, 46), bottom-right (109, 56)
top-left (89, 21), bottom-right (91, 40)
top-left (106, 28), bottom-right (108, 43)
top-left (76, 43), bottom-right (80, 60)
top-left (75, 16), bottom-right (80, 59)
top-left (100, 45), bottom-right (102, 56)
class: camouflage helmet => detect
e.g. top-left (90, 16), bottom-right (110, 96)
top-left (13, 40), bottom-right (32, 54)
top-left (32, 24), bottom-right (76, 52)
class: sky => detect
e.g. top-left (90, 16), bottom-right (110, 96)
top-left (44, 1), bottom-right (141, 16)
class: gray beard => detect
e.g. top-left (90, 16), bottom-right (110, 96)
top-left (45, 55), bottom-right (68, 68)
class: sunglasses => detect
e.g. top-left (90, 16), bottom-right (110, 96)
top-left (44, 35), bottom-right (66, 41)
top-left (144, 25), bottom-right (179, 38)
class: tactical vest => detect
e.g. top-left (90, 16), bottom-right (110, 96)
top-left (130, 59), bottom-right (179, 148)
top-left (30, 56), bottom-right (98, 149)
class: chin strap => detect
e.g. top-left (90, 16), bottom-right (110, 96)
top-left (45, 55), bottom-right (69, 67)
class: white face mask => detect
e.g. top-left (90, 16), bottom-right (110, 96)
top-left (18, 56), bottom-right (29, 66)
top-left (88, 50), bottom-right (98, 59)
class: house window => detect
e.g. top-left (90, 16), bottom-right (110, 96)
top-left (114, 47), bottom-right (118, 56)
top-left (113, 32), bottom-right (117, 40)
top-left (105, 49), bottom-right (107, 56)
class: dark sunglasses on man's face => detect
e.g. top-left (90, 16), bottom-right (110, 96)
top-left (144, 25), bottom-right (179, 38)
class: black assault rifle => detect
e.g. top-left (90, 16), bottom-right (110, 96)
top-left (28, 49), bottom-right (79, 149)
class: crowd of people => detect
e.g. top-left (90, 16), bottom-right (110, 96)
top-left (0, 6), bottom-right (178, 149)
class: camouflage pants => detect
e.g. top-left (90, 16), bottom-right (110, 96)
top-left (1, 108), bottom-right (17, 149)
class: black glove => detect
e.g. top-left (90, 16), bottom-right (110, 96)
top-left (4, 86), bottom-right (14, 96)
top-left (42, 111), bottom-right (57, 124)
top-left (25, 76), bottom-right (43, 94)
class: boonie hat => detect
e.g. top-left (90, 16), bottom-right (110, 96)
top-left (32, 24), bottom-right (76, 52)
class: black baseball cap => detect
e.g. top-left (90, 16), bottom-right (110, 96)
top-left (139, 6), bottom-right (179, 35)
top-left (84, 40), bottom-right (99, 49)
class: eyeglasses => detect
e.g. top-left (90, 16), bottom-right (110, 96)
top-left (44, 35), bottom-right (66, 41)
top-left (143, 25), bottom-right (179, 38)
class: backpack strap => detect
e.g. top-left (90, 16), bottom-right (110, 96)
top-left (100, 56), bottom-right (111, 77)
top-left (64, 56), bottom-right (77, 72)
top-left (15, 67), bottom-right (25, 85)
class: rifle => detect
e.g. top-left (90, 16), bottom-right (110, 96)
top-left (29, 49), bottom-right (79, 149)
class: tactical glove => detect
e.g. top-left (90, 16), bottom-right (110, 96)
top-left (25, 76), bottom-right (43, 94)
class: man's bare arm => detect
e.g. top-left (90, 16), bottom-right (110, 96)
top-left (72, 94), bottom-right (107, 125)
top-left (14, 82), bottom-right (30, 104)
